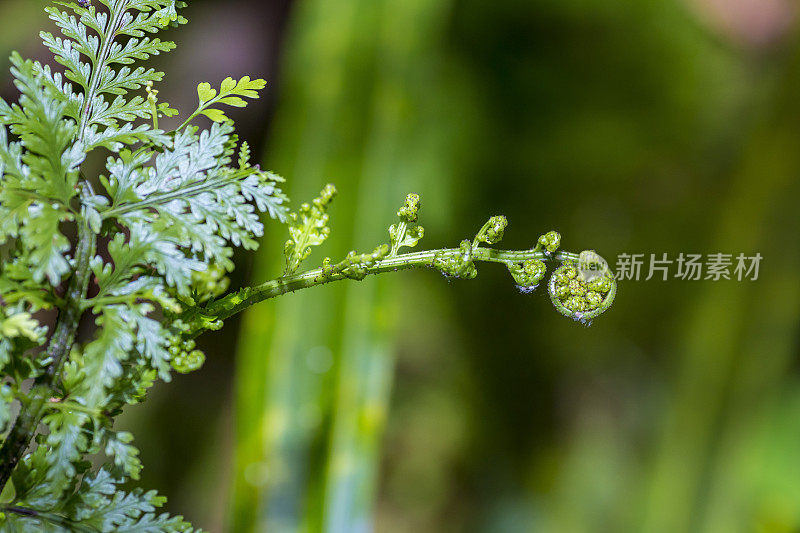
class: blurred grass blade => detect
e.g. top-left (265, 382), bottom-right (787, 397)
top-left (231, 0), bottom-right (453, 530)
top-left (319, 1), bottom-right (454, 530)
top-left (230, 0), bottom-right (368, 529)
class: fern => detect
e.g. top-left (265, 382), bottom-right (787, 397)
top-left (0, 2), bottom-right (615, 531)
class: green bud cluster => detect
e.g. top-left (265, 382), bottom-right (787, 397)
top-left (548, 258), bottom-right (616, 322)
top-left (473, 215), bottom-right (508, 244)
top-left (537, 231), bottom-right (561, 253)
top-left (190, 263), bottom-right (231, 304)
top-left (390, 194), bottom-right (425, 255)
top-left (284, 184), bottom-right (338, 274)
top-left (314, 183), bottom-right (337, 208)
top-left (168, 338), bottom-right (206, 374)
top-left (322, 244), bottom-right (390, 281)
top-left (397, 193), bottom-right (420, 222)
top-left (507, 259), bottom-right (546, 290)
top-left (475, 215), bottom-right (508, 246)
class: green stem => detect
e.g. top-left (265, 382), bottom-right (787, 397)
top-left (198, 247), bottom-right (577, 333)
top-left (0, 220), bottom-right (95, 492)
top-left (175, 109), bottom-right (205, 132)
top-left (1, 505), bottom-right (96, 532)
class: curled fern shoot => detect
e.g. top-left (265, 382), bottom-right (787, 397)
top-left (179, 193), bottom-right (617, 341)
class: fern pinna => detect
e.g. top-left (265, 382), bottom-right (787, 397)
top-left (0, 1), bottom-right (615, 531)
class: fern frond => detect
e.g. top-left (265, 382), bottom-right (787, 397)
top-left (41, 0), bottom-right (183, 148)
top-left (97, 65), bottom-right (164, 95)
top-left (1, 2), bottom-right (283, 529)
top-left (44, 7), bottom-right (101, 64)
top-left (100, 122), bottom-right (288, 278)
top-left (31, 61), bottom-right (83, 119)
top-left (83, 122), bottom-right (170, 152)
top-left (0, 54), bottom-right (83, 284)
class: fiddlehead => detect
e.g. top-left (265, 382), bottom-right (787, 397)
top-left (547, 251), bottom-right (617, 324)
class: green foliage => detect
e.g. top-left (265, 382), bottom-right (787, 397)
top-left (389, 193), bottom-right (424, 255)
top-left (184, 76), bottom-right (267, 126)
top-left (0, 1), bottom-right (281, 529)
top-left (0, 1), bottom-right (616, 530)
top-left (283, 184), bottom-right (336, 274)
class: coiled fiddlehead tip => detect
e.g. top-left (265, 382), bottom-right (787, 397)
top-left (537, 231), bottom-right (561, 253)
top-left (168, 337), bottom-right (207, 374)
top-left (548, 252), bottom-right (616, 324)
top-left (508, 258), bottom-right (546, 293)
top-left (479, 215), bottom-right (508, 245)
top-left (397, 193), bottom-right (421, 222)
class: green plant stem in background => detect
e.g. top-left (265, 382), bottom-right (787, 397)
top-left (318, 1), bottom-right (454, 529)
top-left (229, 0), bottom-right (371, 529)
top-left (231, 0), bottom-right (460, 528)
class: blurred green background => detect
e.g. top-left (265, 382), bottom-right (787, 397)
top-left (3, 0), bottom-right (800, 531)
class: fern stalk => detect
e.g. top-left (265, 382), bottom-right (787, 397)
top-left (0, 219), bottom-right (95, 489)
top-left (193, 249), bottom-right (590, 333)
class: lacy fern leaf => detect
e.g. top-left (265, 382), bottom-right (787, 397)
top-left (0, 1), bottom-right (282, 530)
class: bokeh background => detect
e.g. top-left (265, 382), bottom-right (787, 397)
top-left (3, 0), bottom-right (800, 531)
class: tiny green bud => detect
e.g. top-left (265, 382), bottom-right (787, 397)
top-left (190, 263), bottom-right (230, 303)
top-left (588, 274), bottom-right (613, 292)
top-left (433, 240), bottom-right (477, 279)
top-left (585, 291), bottom-right (602, 309)
top-left (553, 272), bottom-right (570, 286)
top-left (555, 285), bottom-right (570, 299)
top-left (321, 257), bottom-right (334, 278)
top-left (507, 258), bottom-right (546, 289)
top-left (397, 193), bottom-right (420, 222)
top-left (564, 296), bottom-right (587, 313)
top-left (483, 215), bottom-right (507, 245)
top-left (537, 231), bottom-right (561, 253)
top-left (568, 279), bottom-right (586, 296)
top-left (172, 349), bottom-right (206, 374)
top-left (314, 184), bottom-right (337, 207)
top-left (473, 215), bottom-right (508, 247)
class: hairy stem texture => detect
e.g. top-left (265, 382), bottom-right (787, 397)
top-left (201, 248), bottom-right (577, 331)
